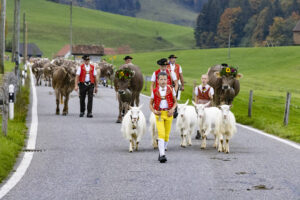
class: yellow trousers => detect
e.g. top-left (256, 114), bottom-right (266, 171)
top-left (155, 111), bottom-right (173, 142)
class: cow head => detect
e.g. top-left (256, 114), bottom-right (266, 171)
top-left (177, 99), bottom-right (189, 118)
top-left (192, 101), bottom-right (210, 119)
top-left (214, 67), bottom-right (243, 90)
top-left (115, 68), bottom-right (135, 94)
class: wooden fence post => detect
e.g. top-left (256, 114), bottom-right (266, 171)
top-left (284, 92), bottom-right (291, 126)
top-left (248, 90), bottom-right (253, 117)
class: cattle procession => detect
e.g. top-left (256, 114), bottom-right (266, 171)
top-left (28, 54), bottom-right (243, 164)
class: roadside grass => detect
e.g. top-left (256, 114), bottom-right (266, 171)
top-left (0, 63), bottom-right (30, 184)
top-left (105, 46), bottom-right (300, 143)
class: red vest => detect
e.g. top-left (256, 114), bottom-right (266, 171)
top-left (153, 86), bottom-right (174, 110)
top-left (197, 86), bottom-right (211, 100)
top-left (167, 63), bottom-right (180, 80)
top-left (154, 69), bottom-right (173, 89)
top-left (79, 64), bottom-right (95, 83)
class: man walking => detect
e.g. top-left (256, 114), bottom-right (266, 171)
top-left (75, 55), bottom-right (98, 118)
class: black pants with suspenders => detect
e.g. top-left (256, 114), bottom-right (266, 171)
top-left (79, 82), bottom-right (94, 114)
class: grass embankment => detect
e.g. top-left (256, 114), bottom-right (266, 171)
top-left (0, 62), bottom-right (30, 183)
top-left (105, 46), bottom-right (300, 143)
top-left (5, 0), bottom-right (195, 58)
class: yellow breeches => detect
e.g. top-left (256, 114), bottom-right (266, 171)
top-left (155, 111), bottom-right (173, 142)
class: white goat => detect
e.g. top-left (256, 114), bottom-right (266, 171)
top-left (121, 105), bottom-right (146, 152)
top-left (193, 104), bottom-right (222, 150)
top-left (149, 112), bottom-right (158, 149)
top-left (176, 100), bottom-right (197, 147)
top-left (218, 105), bottom-right (237, 153)
top-left (192, 101), bottom-right (210, 139)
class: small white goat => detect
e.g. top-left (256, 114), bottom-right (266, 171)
top-left (149, 112), bottom-right (158, 149)
top-left (193, 102), bottom-right (222, 149)
top-left (176, 100), bottom-right (197, 147)
top-left (121, 105), bottom-right (146, 152)
top-left (218, 105), bottom-right (237, 153)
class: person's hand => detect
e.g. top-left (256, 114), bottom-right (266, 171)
top-left (75, 85), bottom-right (78, 91)
top-left (168, 108), bottom-right (174, 117)
top-left (181, 85), bottom-right (184, 91)
top-left (154, 110), bottom-right (161, 115)
top-left (94, 87), bottom-right (98, 94)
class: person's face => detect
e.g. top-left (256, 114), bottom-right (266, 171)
top-left (84, 59), bottom-right (90, 64)
top-left (158, 75), bottom-right (167, 87)
top-left (160, 64), bottom-right (167, 71)
top-left (201, 75), bottom-right (208, 85)
top-left (125, 59), bottom-right (132, 64)
top-left (170, 58), bottom-right (176, 64)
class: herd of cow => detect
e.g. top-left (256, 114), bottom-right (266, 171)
top-left (28, 57), bottom-right (242, 153)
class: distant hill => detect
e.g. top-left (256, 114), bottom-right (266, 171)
top-left (5, 0), bottom-right (195, 58)
top-left (46, 0), bottom-right (208, 27)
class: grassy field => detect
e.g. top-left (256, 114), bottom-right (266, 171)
top-left (5, 0), bottom-right (195, 58)
top-left (104, 46), bottom-right (300, 143)
top-left (0, 65), bottom-right (30, 183)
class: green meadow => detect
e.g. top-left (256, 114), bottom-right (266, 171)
top-left (105, 46), bottom-right (300, 143)
top-left (5, 0), bottom-right (195, 58)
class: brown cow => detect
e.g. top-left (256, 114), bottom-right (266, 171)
top-left (99, 61), bottom-right (114, 88)
top-left (114, 64), bottom-right (143, 123)
top-left (207, 64), bottom-right (243, 106)
top-left (52, 66), bottom-right (76, 115)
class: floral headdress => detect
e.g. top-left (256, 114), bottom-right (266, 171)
top-left (220, 64), bottom-right (238, 77)
top-left (115, 68), bottom-right (134, 80)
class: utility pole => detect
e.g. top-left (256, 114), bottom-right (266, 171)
top-left (0, 0), bottom-right (6, 74)
top-left (70, 0), bottom-right (73, 59)
top-left (23, 12), bottom-right (27, 64)
top-left (11, 0), bottom-right (20, 63)
top-left (228, 18), bottom-right (231, 59)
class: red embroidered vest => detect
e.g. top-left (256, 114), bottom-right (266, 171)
top-left (154, 69), bottom-right (172, 88)
top-left (197, 86), bottom-right (211, 100)
top-left (167, 63), bottom-right (180, 80)
top-left (153, 86), bottom-right (174, 110)
top-left (79, 64), bottom-right (95, 83)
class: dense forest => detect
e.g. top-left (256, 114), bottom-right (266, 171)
top-left (194, 0), bottom-right (300, 48)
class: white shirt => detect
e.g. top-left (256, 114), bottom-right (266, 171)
top-left (169, 63), bottom-right (182, 85)
top-left (194, 84), bottom-right (214, 97)
top-left (151, 70), bottom-right (177, 83)
top-left (151, 86), bottom-right (176, 109)
top-left (76, 64), bottom-right (97, 82)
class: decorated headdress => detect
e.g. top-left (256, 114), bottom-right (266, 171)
top-left (220, 64), bottom-right (238, 77)
top-left (115, 68), bottom-right (135, 80)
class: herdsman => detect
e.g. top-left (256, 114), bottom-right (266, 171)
top-left (150, 58), bottom-right (178, 92)
top-left (167, 54), bottom-right (184, 117)
top-left (124, 55), bottom-right (133, 64)
top-left (150, 71), bottom-right (177, 163)
top-left (194, 74), bottom-right (214, 139)
top-left (75, 55), bottom-right (98, 118)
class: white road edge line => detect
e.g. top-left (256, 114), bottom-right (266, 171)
top-left (141, 93), bottom-right (300, 150)
top-left (0, 67), bottom-right (38, 199)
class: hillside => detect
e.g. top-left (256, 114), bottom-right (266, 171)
top-left (104, 46), bottom-right (300, 143)
top-left (5, 0), bottom-right (195, 58)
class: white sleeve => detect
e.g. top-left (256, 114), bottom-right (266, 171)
top-left (76, 67), bottom-right (81, 75)
top-left (210, 87), bottom-right (214, 96)
top-left (171, 71), bottom-right (177, 81)
top-left (179, 66), bottom-right (182, 73)
top-left (172, 88), bottom-right (176, 96)
top-left (194, 87), bottom-right (198, 96)
top-left (94, 67), bottom-right (97, 76)
top-left (151, 91), bottom-right (154, 99)
top-left (151, 72), bottom-right (156, 82)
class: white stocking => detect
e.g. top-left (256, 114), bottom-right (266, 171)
top-left (164, 141), bottom-right (168, 150)
top-left (158, 139), bottom-right (165, 156)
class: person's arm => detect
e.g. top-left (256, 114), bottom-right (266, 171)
top-left (168, 95), bottom-right (177, 117)
top-left (75, 75), bottom-right (79, 91)
top-left (150, 82), bottom-right (155, 92)
top-left (94, 75), bottom-right (98, 93)
top-left (179, 73), bottom-right (184, 91)
top-left (174, 80), bottom-right (178, 93)
top-left (150, 98), bottom-right (161, 115)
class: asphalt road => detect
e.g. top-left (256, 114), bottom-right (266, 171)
top-left (1, 84), bottom-right (300, 200)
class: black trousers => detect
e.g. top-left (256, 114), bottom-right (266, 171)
top-left (79, 83), bottom-right (94, 114)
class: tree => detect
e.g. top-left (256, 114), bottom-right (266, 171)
top-left (216, 7), bottom-right (242, 47)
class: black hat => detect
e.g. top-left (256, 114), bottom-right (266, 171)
top-left (124, 56), bottom-right (133, 60)
top-left (168, 54), bottom-right (177, 59)
top-left (157, 58), bottom-right (168, 66)
top-left (82, 55), bottom-right (90, 60)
